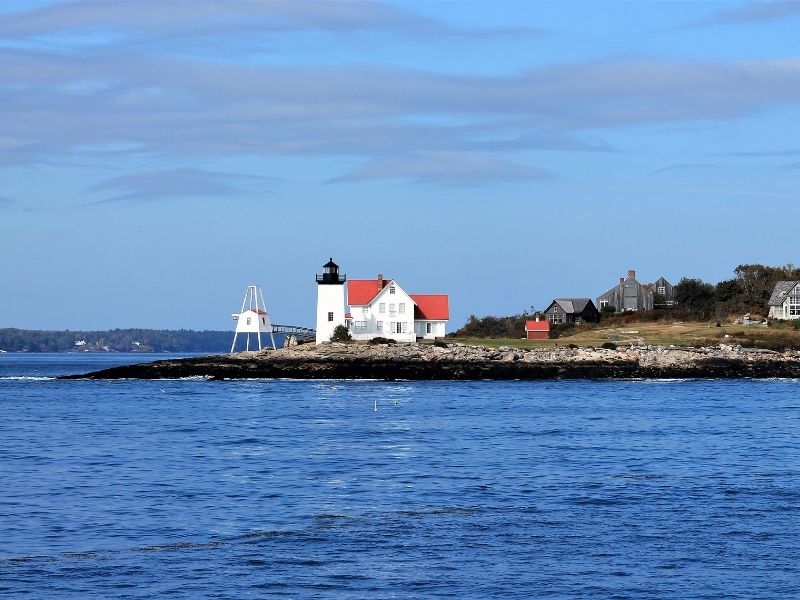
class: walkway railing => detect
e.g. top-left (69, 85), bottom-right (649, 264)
top-left (271, 324), bottom-right (316, 342)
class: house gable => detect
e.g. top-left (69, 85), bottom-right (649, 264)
top-left (768, 281), bottom-right (799, 306)
top-left (545, 298), bottom-right (599, 324)
top-left (366, 280), bottom-right (414, 310)
top-left (598, 273), bottom-right (653, 313)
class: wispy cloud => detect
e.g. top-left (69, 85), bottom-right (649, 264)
top-left (0, 194), bottom-right (33, 212)
top-left (0, 0), bottom-right (546, 44)
top-left (85, 168), bottom-right (277, 204)
top-left (330, 152), bottom-right (550, 186)
top-left (691, 0), bottom-right (800, 27)
top-left (724, 148), bottom-right (800, 157)
top-left (650, 163), bottom-right (716, 175)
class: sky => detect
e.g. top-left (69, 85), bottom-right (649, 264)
top-left (1, 0), bottom-right (800, 331)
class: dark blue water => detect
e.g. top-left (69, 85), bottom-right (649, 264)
top-left (1, 354), bottom-right (798, 598)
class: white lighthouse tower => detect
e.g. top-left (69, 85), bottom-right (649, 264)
top-left (231, 285), bottom-right (276, 353)
top-left (315, 258), bottom-right (346, 343)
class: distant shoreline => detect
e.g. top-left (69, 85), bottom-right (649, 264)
top-left (60, 342), bottom-right (800, 381)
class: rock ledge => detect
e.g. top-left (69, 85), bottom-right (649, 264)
top-left (59, 342), bottom-right (800, 380)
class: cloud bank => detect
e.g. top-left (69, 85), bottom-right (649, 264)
top-left (1, 1), bottom-right (800, 188)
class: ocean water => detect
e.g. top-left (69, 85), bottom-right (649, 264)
top-left (1, 353), bottom-right (798, 599)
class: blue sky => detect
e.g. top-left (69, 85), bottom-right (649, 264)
top-left (1, 0), bottom-right (799, 331)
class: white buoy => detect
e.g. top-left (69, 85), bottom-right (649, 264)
top-left (374, 399), bottom-right (378, 412)
top-left (231, 285), bottom-right (276, 353)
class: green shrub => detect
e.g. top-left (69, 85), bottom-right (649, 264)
top-left (794, 320), bottom-right (800, 331)
top-left (329, 325), bottom-right (352, 342)
top-left (567, 343), bottom-right (578, 349)
top-left (368, 336), bottom-right (396, 345)
top-left (433, 339), bottom-right (448, 348)
top-left (601, 342), bottom-right (617, 350)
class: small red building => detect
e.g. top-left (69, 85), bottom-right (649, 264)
top-left (525, 318), bottom-right (550, 340)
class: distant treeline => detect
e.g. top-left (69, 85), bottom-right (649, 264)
top-left (452, 263), bottom-right (800, 338)
top-left (0, 328), bottom-right (233, 353)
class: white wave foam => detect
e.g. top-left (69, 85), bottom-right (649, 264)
top-left (0, 376), bottom-right (55, 381)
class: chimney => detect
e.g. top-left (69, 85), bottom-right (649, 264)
top-left (628, 269), bottom-right (636, 280)
top-left (620, 277), bottom-right (625, 285)
top-left (535, 316), bottom-right (540, 322)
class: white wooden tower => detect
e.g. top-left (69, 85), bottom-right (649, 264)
top-left (315, 258), bottom-right (346, 343)
top-left (231, 285), bottom-right (276, 353)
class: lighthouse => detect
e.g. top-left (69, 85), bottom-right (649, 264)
top-left (315, 258), bottom-right (346, 343)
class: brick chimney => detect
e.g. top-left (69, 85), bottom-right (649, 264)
top-left (628, 269), bottom-right (636, 280)
top-left (377, 273), bottom-right (383, 292)
top-left (619, 277), bottom-right (625, 285)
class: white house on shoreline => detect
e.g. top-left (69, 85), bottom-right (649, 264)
top-left (768, 280), bottom-right (800, 320)
top-left (315, 259), bottom-right (449, 343)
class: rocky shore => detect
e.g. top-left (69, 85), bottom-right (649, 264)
top-left (60, 342), bottom-right (800, 380)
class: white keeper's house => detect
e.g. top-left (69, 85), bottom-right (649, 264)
top-left (315, 258), bottom-right (449, 343)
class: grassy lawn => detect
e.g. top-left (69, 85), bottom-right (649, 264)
top-left (449, 321), bottom-right (800, 350)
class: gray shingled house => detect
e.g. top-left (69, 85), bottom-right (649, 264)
top-left (597, 269), bottom-right (654, 313)
top-left (768, 280), bottom-right (800, 320)
top-left (543, 298), bottom-right (600, 325)
top-left (653, 276), bottom-right (676, 306)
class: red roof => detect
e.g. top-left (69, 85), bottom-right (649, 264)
top-left (243, 308), bottom-right (268, 316)
top-left (411, 294), bottom-right (449, 321)
top-left (347, 278), bottom-right (391, 305)
top-left (525, 320), bottom-right (550, 331)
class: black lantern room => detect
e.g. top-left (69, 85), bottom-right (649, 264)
top-left (316, 258), bottom-right (346, 284)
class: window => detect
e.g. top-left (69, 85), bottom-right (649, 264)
top-left (657, 286), bottom-right (666, 295)
top-left (379, 303), bottom-right (385, 314)
top-left (262, 317), bottom-right (266, 325)
top-left (600, 300), bottom-right (609, 308)
top-left (549, 312), bottom-right (563, 324)
top-left (328, 312), bottom-right (334, 322)
top-left (246, 317), bottom-right (252, 325)
top-left (389, 303), bottom-right (396, 315)
top-left (377, 321), bottom-right (383, 332)
top-left (426, 322), bottom-right (432, 334)
top-left (362, 307), bottom-right (368, 315)
top-left (396, 322), bottom-right (406, 333)
top-left (354, 321), bottom-right (367, 333)
top-left (790, 287), bottom-right (800, 316)
top-left (389, 285), bottom-right (396, 294)
top-left (399, 303), bottom-right (406, 314)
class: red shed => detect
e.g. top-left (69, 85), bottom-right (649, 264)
top-left (525, 318), bottom-right (550, 340)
